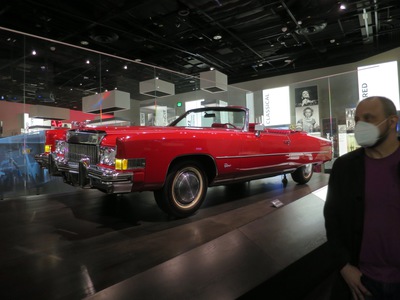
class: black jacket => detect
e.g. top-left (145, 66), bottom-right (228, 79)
top-left (323, 147), bottom-right (366, 299)
top-left (324, 137), bottom-right (400, 299)
top-left (324, 147), bottom-right (366, 269)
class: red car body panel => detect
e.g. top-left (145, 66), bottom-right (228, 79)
top-left (88, 125), bottom-right (332, 192)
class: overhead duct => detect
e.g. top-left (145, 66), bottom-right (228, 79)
top-left (200, 70), bottom-right (228, 93)
top-left (82, 90), bottom-right (131, 114)
top-left (358, 4), bottom-right (373, 44)
top-left (29, 105), bottom-right (70, 120)
top-left (139, 78), bottom-right (175, 97)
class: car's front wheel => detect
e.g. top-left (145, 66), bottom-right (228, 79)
top-left (154, 160), bottom-right (208, 218)
top-left (291, 164), bottom-right (313, 184)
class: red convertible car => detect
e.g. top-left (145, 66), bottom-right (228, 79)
top-left (40, 106), bottom-right (332, 217)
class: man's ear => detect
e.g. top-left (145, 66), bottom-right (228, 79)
top-left (390, 115), bottom-right (399, 129)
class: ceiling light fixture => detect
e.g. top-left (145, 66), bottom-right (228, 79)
top-left (178, 9), bottom-right (189, 17)
top-left (213, 34), bottom-right (222, 40)
top-left (339, 3), bottom-right (346, 10)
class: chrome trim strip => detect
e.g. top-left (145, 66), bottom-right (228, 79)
top-left (212, 168), bottom-right (298, 184)
top-left (216, 150), bottom-right (330, 159)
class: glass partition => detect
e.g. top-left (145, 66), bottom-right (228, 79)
top-left (0, 26), bottom-right (397, 198)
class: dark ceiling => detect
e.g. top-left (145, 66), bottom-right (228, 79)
top-left (1, 0), bottom-right (400, 110)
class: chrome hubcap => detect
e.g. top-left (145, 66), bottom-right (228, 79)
top-left (173, 168), bottom-right (201, 206)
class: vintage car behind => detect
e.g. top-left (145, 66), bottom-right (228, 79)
top-left (34, 128), bottom-right (68, 176)
top-left (45, 106), bottom-right (332, 218)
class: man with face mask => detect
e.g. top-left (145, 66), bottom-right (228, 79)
top-left (324, 96), bottom-right (400, 300)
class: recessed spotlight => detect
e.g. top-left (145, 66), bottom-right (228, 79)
top-left (86, 60), bottom-right (90, 64)
top-left (339, 3), bottom-right (346, 10)
top-left (213, 34), bottom-right (222, 40)
top-left (32, 50), bottom-right (37, 55)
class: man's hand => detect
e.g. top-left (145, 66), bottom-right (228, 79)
top-left (340, 264), bottom-right (372, 300)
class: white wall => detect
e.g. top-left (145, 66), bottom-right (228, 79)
top-left (232, 47), bottom-right (400, 92)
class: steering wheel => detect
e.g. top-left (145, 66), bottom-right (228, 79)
top-left (224, 123), bottom-right (238, 129)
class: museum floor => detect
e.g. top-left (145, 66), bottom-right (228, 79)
top-left (0, 173), bottom-right (335, 300)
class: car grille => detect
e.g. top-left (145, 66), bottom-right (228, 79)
top-left (68, 143), bottom-right (99, 164)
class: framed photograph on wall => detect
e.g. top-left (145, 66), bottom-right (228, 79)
top-left (295, 105), bottom-right (320, 133)
top-left (295, 85), bottom-right (319, 107)
top-left (345, 108), bottom-right (356, 132)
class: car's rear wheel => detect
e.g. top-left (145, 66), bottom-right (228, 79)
top-left (154, 160), bottom-right (208, 218)
top-left (291, 164), bottom-right (313, 184)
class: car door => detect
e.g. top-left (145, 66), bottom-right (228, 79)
top-left (237, 129), bottom-right (291, 180)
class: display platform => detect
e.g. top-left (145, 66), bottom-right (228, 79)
top-left (85, 186), bottom-right (333, 300)
top-left (0, 173), bottom-right (332, 300)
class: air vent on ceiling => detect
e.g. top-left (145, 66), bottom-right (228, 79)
top-left (89, 29), bottom-right (119, 43)
top-left (295, 22), bottom-right (327, 35)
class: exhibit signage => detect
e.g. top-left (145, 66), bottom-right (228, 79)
top-left (262, 86), bottom-right (290, 126)
top-left (357, 60), bottom-right (400, 109)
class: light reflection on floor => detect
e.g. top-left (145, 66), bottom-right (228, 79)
top-left (312, 185), bottom-right (328, 201)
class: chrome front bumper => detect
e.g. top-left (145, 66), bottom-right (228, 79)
top-left (56, 159), bottom-right (134, 194)
top-left (34, 153), bottom-right (50, 169)
top-left (35, 153), bottom-right (62, 176)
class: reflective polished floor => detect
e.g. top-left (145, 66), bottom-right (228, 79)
top-left (0, 173), bottom-right (333, 300)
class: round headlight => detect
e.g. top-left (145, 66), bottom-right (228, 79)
top-left (100, 146), bottom-right (116, 166)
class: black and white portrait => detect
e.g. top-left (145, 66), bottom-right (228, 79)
top-left (295, 86), bottom-right (319, 107)
top-left (296, 105), bottom-right (320, 133)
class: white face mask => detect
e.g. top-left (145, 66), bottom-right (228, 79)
top-left (354, 119), bottom-right (388, 147)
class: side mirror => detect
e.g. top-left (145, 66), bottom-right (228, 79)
top-left (254, 124), bottom-right (265, 137)
top-left (254, 124), bottom-right (265, 131)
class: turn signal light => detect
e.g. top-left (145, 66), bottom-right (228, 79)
top-left (115, 159), bottom-right (128, 170)
top-left (45, 144), bottom-right (52, 153)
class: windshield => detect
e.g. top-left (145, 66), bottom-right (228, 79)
top-left (170, 107), bottom-right (247, 129)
